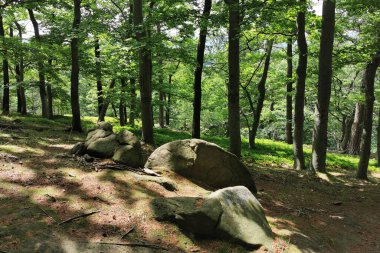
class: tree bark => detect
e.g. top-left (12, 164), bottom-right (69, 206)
top-left (1, 14), bottom-right (10, 115)
top-left (134, 0), bottom-right (154, 144)
top-left (98, 79), bottom-right (116, 122)
top-left (14, 22), bottom-right (26, 115)
top-left (357, 55), bottom-right (380, 180)
top-left (119, 78), bottom-right (127, 126)
top-left (157, 24), bottom-right (165, 128)
top-left (166, 74), bottom-right (172, 126)
top-left (47, 59), bottom-right (53, 119)
top-left (286, 38), bottom-right (293, 144)
top-left (249, 40), bottom-right (273, 148)
top-left (293, 0), bottom-right (308, 170)
top-left (348, 103), bottom-right (364, 155)
top-left (70, 0), bottom-right (82, 132)
top-left (192, 0), bottom-right (212, 139)
top-left (95, 38), bottom-right (103, 116)
top-left (311, 0), bottom-right (336, 173)
top-left (129, 78), bottom-right (137, 126)
top-left (226, 0), bottom-right (241, 157)
top-left (28, 8), bottom-right (48, 118)
top-left (340, 115), bottom-right (353, 152)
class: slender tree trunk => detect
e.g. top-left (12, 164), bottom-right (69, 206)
top-left (226, 0), bottom-right (241, 157)
top-left (341, 115), bottom-right (353, 152)
top-left (348, 103), bottom-right (364, 155)
top-left (98, 79), bottom-right (116, 122)
top-left (250, 40), bottom-right (274, 148)
top-left (311, 0), bottom-right (336, 173)
top-left (293, 0), bottom-right (308, 170)
top-left (357, 55), bottom-right (380, 180)
top-left (47, 59), bottom-right (53, 119)
top-left (129, 78), bottom-right (136, 126)
top-left (70, 0), bottom-right (82, 132)
top-left (157, 25), bottom-right (165, 128)
top-left (1, 15), bottom-right (9, 115)
top-left (192, 0), bottom-right (212, 138)
top-left (286, 38), bottom-right (293, 144)
top-left (15, 22), bottom-right (26, 115)
top-left (119, 78), bottom-right (127, 126)
top-left (28, 8), bottom-right (48, 118)
top-left (95, 38), bottom-right (103, 116)
top-left (166, 74), bottom-right (172, 126)
top-left (134, 0), bottom-right (154, 144)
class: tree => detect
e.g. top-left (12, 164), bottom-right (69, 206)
top-left (285, 38), bottom-right (293, 144)
top-left (70, 0), bottom-right (82, 132)
top-left (226, 0), bottom-right (241, 157)
top-left (133, 0), bottom-right (154, 143)
top-left (0, 14), bottom-right (10, 115)
top-left (311, 0), bottom-right (336, 173)
top-left (95, 38), bottom-right (103, 117)
top-left (357, 54), bottom-right (380, 179)
top-left (28, 8), bottom-right (49, 118)
top-left (192, 0), bottom-right (212, 139)
top-left (293, 0), bottom-right (308, 170)
top-left (14, 21), bottom-right (26, 114)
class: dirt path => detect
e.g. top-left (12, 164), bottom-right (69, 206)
top-left (0, 127), bottom-right (379, 253)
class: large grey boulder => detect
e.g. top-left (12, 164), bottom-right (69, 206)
top-left (145, 139), bottom-right (256, 193)
top-left (152, 186), bottom-right (273, 248)
top-left (112, 130), bottom-right (143, 167)
top-left (86, 134), bottom-right (119, 158)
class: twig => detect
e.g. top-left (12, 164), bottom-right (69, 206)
top-left (58, 210), bottom-right (100, 225)
top-left (121, 226), bottom-right (135, 239)
top-left (38, 207), bottom-right (58, 223)
top-left (96, 242), bottom-right (168, 251)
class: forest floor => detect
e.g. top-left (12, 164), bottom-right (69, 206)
top-left (0, 115), bottom-right (379, 253)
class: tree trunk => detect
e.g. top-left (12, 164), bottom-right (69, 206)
top-left (286, 38), bottom-right (293, 144)
top-left (134, 0), bottom-right (154, 144)
top-left (28, 8), bottom-right (48, 118)
top-left (166, 74), bottom-right (172, 126)
top-left (98, 79), bottom-right (116, 122)
top-left (226, 0), bottom-right (241, 157)
top-left (15, 22), bottom-right (26, 115)
top-left (1, 15), bottom-right (10, 115)
top-left (70, 0), bottom-right (82, 132)
top-left (95, 38), bottom-right (103, 116)
top-left (129, 78), bottom-right (136, 126)
top-left (311, 0), bottom-right (336, 173)
top-left (340, 115), bottom-right (353, 152)
top-left (119, 78), bottom-right (127, 126)
top-left (348, 103), bottom-right (364, 155)
top-left (357, 55), bottom-right (380, 180)
top-left (192, 0), bottom-right (212, 139)
top-left (293, 0), bottom-right (308, 170)
top-left (250, 40), bottom-right (274, 148)
top-left (47, 59), bottom-right (53, 119)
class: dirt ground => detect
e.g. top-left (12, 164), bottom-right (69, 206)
top-left (0, 126), bottom-right (379, 253)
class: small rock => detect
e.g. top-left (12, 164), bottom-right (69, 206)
top-left (84, 154), bottom-right (95, 163)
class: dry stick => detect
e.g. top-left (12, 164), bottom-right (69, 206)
top-left (121, 226), bottom-right (135, 239)
top-left (38, 206), bottom-right (58, 223)
top-left (58, 210), bottom-right (100, 225)
top-left (96, 242), bottom-right (168, 251)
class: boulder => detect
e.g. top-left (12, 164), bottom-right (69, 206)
top-left (113, 144), bottom-right (143, 167)
top-left (85, 129), bottom-right (113, 146)
top-left (116, 130), bottom-right (139, 146)
top-left (86, 134), bottom-right (119, 158)
top-left (152, 186), bottom-right (273, 248)
top-left (145, 139), bottom-right (256, 193)
top-left (90, 121), bottom-right (113, 132)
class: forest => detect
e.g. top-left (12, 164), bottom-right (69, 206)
top-left (0, 0), bottom-right (379, 252)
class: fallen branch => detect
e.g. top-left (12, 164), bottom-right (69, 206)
top-left (58, 210), bottom-right (100, 225)
top-left (38, 207), bottom-right (58, 223)
top-left (92, 162), bottom-right (160, 177)
top-left (96, 242), bottom-right (168, 251)
top-left (121, 226), bottom-right (135, 239)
